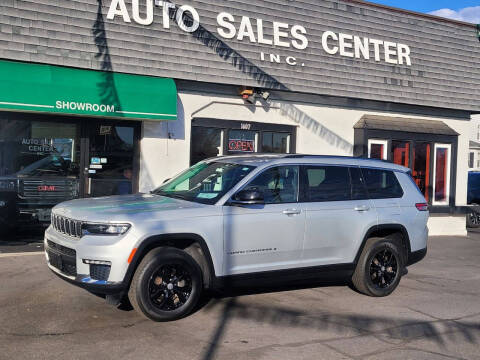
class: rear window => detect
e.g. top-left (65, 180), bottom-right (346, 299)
top-left (362, 168), bottom-right (403, 199)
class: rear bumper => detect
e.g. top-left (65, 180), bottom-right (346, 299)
top-left (407, 247), bottom-right (427, 266)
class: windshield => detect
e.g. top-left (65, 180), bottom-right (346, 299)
top-left (153, 162), bottom-right (255, 204)
top-left (16, 154), bottom-right (74, 177)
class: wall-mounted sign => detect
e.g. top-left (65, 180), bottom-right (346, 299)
top-left (107, 0), bottom-right (412, 67)
top-left (228, 139), bottom-right (255, 152)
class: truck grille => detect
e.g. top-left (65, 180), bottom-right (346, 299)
top-left (51, 213), bottom-right (83, 238)
top-left (19, 179), bottom-right (78, 200)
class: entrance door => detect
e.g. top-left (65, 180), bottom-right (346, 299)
top-left (83, 122), bottom-right (139, 197)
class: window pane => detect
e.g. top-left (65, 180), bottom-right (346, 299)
top-left (392, 141), bottom-right (409, 167)
top-left (469, 152), bottom-right (474, 169)
top-left (349, 167), bottom-right (369, 200)
top-left (262, 132), bottom-right (273, 152)
top-left (244, 166), bottom-right (298, 204)
top-left (228, 130), bottom-right (256, 153)
top-left (370, 143), bottom-right (384, 159)
top-left (0, 118), bottom-right (80, 226)
top-left (262, 132), bottom-right (290, 153)
top-left (190, 127), bottom-right (222, 165)
top-left (304, 166), bottom-right (351, 202)
top-left (362, 168), bottom-right (403, 199)
top-left (434, 147), bottom-right (449, 203)
top-left (412, 142), bottom-right (431, 201)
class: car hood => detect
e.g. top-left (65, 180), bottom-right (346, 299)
top-left (52, 193), bottom-right (211, 222)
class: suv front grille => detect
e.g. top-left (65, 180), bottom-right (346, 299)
top-left (46, 240), bottom-right (77, 277)
top-left (51, 213), bottom-right (82, 238)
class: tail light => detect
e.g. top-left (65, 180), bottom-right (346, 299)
top-left (415, 203), bottom-right (428, 211)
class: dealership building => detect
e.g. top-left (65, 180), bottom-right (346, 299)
top-left (0, 0), bottom-right (479, 235)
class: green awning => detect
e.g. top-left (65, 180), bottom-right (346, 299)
top-left (0, 60), bottom-right (177, 121)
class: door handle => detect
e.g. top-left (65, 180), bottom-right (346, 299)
top-left (354, 205), bottom-right (370, 212)
top-left (283, 209), bottom-right (301, 216)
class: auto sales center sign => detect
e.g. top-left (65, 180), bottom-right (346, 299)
top-left (108, 0), bottom-right (413, 67)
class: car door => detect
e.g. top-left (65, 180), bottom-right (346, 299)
top-left (300, 165), bottom-right (377, 266)
top-left (361, 167), bottom-right (403, 225)
top-left (222, 165), bottom-right (305, 275)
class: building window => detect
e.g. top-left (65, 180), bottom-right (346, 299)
top-left (190, 127), bottom-right (223, 165)
top-left (469, 152), bottom-right (475, 169)
top-left (368, 139), bottom-right (388, 160)
top-left (433, 144), bottom-right (451, 205)
top-left (411, 142), bottom-right (431, 202)
top-left (227, 129), bottom-right (257, 154)
top-left (190, 119), bottom-right (296, 165)
top-left (262, 132), bottom-right (290, 153)
top-left (391, 141), bottom-right (410, 167)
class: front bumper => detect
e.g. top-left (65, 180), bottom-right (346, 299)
top-left (47, 264), bottom-right (126, 295)
top-left (44, 225), bottom-right (138, 294)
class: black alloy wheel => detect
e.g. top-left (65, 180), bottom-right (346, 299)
top-left (352, 236), bottom-right (404, 297)
top-left (467, 210), bottom-right (480, 228)
top-left (128, 247), bottom-right (203, 321)
top-left (368, 248), bottom-right (398, 289)
top-left (148, 264), bottom-right (193, 311)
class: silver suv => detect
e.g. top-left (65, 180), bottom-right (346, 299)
top-left (45, 155), bottom-right (428, 321)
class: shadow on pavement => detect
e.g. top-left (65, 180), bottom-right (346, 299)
top-left (199, 292), bottom-right (480, 360)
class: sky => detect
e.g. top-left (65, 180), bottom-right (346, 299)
top-left (368, 0), bottom-right (480, 23)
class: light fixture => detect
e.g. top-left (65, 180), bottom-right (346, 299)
top-left (261, 91), bottom-right (271, 101)
top-left (83, 259), bottom-right (112, 265)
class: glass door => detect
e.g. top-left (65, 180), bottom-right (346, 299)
top-left (83, 122), bottom-right (139, 197)
top-left (412, 142), bottom-right (431, 202)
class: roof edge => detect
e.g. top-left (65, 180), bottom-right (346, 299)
top-left (342, 0), bottom-right (477, 28)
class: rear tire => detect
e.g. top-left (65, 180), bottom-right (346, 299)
top-left (352, 236), bottom-right (404, 297)
top-left (128, 247), bottom-right (203, 321)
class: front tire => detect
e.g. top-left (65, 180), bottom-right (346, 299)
top-left (128, 247), bottom-right (203, 321)
top-left (352, 236), bottom-right (404, 297)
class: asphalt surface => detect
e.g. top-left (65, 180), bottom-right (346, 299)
top-left (0, 234), bottom-right (479, 360)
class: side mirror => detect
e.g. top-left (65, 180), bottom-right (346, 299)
top-left (231, 189), bottom-right (264, 205)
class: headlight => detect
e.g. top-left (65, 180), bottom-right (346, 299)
top-left (82, 223), bottom-right (131, 236)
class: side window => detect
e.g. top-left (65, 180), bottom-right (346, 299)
top-left (304, 166), bottom-right (351, 202)
top-left (244, 166), bottom-right (299, 204)
top-left (349, 167), bottom-right (369, 200)
top-left (362, 168), bottom-right (404, 199)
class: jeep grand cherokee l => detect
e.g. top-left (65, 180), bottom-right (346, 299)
top-left (45, 155), bottom-right (428, 321)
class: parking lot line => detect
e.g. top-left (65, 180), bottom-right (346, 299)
top-left (0, 252), bottom-right (44, 258)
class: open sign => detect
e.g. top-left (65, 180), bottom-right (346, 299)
top-left (38, 185), bottom-right (57, 192)
top-left (228, 139), bottom-right (254, 152)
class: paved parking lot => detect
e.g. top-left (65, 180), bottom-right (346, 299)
top-left (0, 234), bottom-right (479, 360)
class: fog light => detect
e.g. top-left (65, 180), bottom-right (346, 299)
top-left (0, 200), bottom-right (6, 207)
top-left (82, 259), bottom-right (112, 266)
